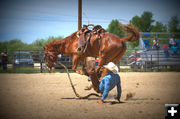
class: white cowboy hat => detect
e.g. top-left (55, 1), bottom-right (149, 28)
top-left (104, 62), bottom-right (119, 74)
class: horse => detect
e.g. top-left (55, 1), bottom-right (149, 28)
top-left (44, 24), bottom-right (140, 92)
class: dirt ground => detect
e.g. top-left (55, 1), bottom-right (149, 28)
top-left (0, 72), bottom-right (180, 119)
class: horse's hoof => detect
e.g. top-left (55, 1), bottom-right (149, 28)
top-left (76, 70), bottom-right (85, 75)
top-left (79, 70), bottom-right (85, 75)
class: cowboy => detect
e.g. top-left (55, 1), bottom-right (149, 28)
top-left (153, 37), bottom-right (160, 50)
top-left (77, 25), bottom-right (90, 53)
top-left (97, 62), bottom-right (122, 104)
top-left (169, 34), bottom-right (177, 48)
top-left (1, 51), bottom-right (8, 71)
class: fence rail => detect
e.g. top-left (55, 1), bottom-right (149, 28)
top-left (1, 48), bottom-right (180, 72)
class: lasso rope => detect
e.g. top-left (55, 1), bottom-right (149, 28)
top-left (56, 61), bottom-right (100, 99)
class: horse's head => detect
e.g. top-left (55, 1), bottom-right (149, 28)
top-left (43, 40), bottom-right (67, 72)
top-left (44, 47), bottom-right (58, 72)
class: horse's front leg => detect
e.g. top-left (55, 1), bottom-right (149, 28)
top-left (71, 55), bottom-right (86, 75)
top-left (72, 59), bottom-right (82, 74)
top-left (82, 63), bottom-right (89, 76)
top-left (72, 63), bottom-right (80, 74)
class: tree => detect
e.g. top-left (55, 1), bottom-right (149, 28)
top-left (0, 36), bottom-right (64, 51)
top-left (131, 11), bottom-right (154, 32)
top-left (47, 36), bottom-right (63, 44)
top-left (7, 39), bottom-right (28, 50)
top-left (31, 39), bottom-right (47, 50)
top-left (106, 19), bottom-right (124, 37)
top-left (151, 22), bottom-right (167, 32)
top-left (130, 16), bottom-right (141, 31)
top-left (168, 15), bottom-right (180, 32)
top-left (0, 39), bottom-right (30, 57)
top-left (29, 36), bottom-right (63, 50)
top-left (0, 41), bottom-right (8, 52)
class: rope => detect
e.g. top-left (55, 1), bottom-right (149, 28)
top-left (82, 33), bottom-right (91, 54)
top-left (56, 61), bottom-right (100, 99)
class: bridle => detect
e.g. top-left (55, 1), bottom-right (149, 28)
top-left (44, 51), bottom-right (58, 68)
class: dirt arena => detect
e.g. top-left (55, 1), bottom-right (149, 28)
top-left (0, 72), bottom-right (180, 119)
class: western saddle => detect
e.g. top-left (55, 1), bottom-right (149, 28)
top-left (77, 24), bottom-right (106, 53)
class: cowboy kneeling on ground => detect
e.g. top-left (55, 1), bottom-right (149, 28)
top-left (97, 62), bottom-right (122, 104)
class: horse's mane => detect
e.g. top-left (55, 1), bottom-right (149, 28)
top-left (63, 31), bottom-right (78, 43)
top-left (45, 31), bottom-right (78, 51)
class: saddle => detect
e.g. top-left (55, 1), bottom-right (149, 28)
top-left (77, 24), bottom-right (106, 53)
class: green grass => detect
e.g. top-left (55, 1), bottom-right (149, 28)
top-left (0, 66), bottom-right (75, 73)
top-left (0, 67), bottom-right (40, 73)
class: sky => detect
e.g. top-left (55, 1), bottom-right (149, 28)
top-left (0, 0), bottom-right (180, 44)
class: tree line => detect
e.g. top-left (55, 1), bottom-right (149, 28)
top-left (107, 11), bottom-right (180, 49)
top-left (0, 11), bottom-right (180, 52)
top-left (0, 36), bottom-right (63, 52)
top-left (107, 11), bottom-right (180, 34)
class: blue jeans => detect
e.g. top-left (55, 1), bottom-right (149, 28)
top-left (2, 62), bottom-right (7, 71)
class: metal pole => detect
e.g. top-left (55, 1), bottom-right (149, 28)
top-left (158, 49), bottom-right (159, 71)
top-left (40, 51), bottom-right (43, 73)
top-left (40, 60), bottom-right (42, 73)
top-left (151, 54), bottom-right (152, 71)
top-left (78, 0), bottom-right (82, 31)
top-left (134, 50), bottom-right (136, 71)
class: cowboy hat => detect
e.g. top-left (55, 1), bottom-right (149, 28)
top-left (104, 62), bottom-right (119, 74)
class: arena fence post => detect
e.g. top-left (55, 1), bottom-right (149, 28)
top-left (134, 50), bottom-right (136, 71)
top-left (150, 54), bottom-right (152, 71)
top-left (40, 59), bottom-right (43, 73)
top-left (158, 49), bottom-right (159, 71)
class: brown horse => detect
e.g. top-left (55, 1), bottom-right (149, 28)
top-left (44, 24), bottom-right (140, 92)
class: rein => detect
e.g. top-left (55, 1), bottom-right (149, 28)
top-left (82, 32), bottom-right (91, 54)
top-left (56, 61), bottom-right (100, 99)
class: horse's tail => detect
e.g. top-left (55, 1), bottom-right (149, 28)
top-left (119, 24), bottom-right (140, 42)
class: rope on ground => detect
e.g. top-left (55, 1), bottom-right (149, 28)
top-left (56, 61), bottom-right (100, 99)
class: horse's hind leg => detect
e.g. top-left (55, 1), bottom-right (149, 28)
top-left (95, 56), bottom-right (106, 74)
top-left (112, 48), bottom-right (126, 64)
top-left (96, 48), bottom-right (122, 74)
top-left (98, 46), bottom-right (126, 81)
